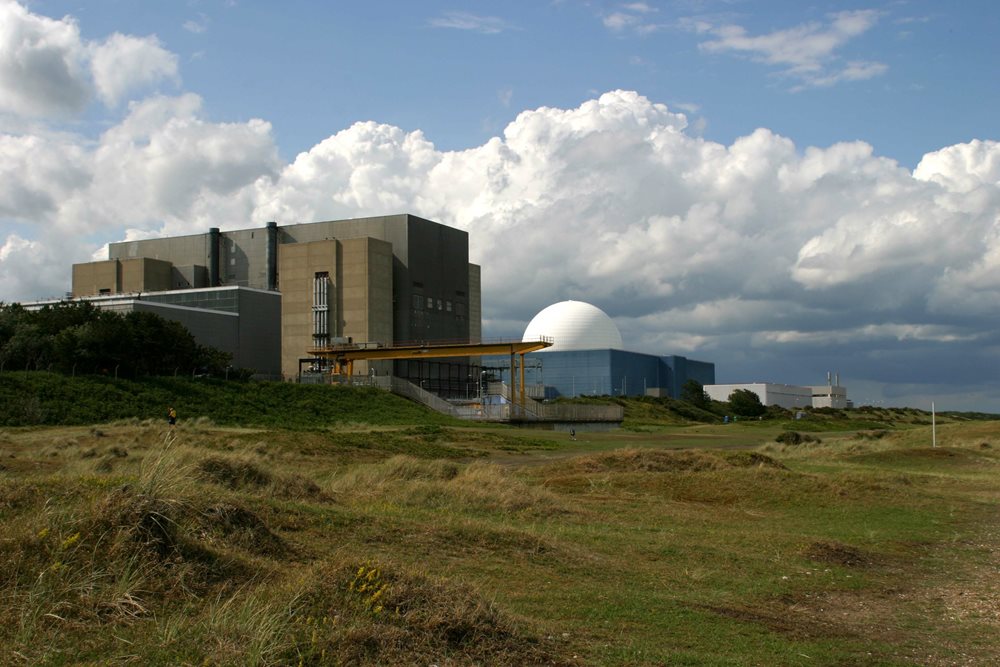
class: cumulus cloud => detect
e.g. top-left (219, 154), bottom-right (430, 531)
top-left (0, 1), bottom-right (178, 116)
top-left (0, 233), bottom-right (76, 301)
top-left (90, 33), bottom-right (179, 106)
top-left (0, 92), bottom-right (281, 298)
top-left (694, 10), bottom-right (887, 89)
top-left (0, 0), bottom-right (90, 116)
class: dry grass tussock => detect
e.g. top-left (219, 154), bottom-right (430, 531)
top-left (567, 447), bottom-right (784, 473)
top-left (196, 453), bottom-right (331, 502)
top-left (282, 557), bottom-right (556, 666)
top-left (0, 431), bottom-right (272, 661)
top-left (761, 425), bottom-right (1000, 465)
top-left (328, 455), bottom-right (565, 515)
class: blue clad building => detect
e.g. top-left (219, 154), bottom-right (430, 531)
top-left (490, 301), bottom-right (715, 399)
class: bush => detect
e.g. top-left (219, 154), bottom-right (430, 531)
top-left (775, 431), bottom-right (821, 445)
top-left (728, 389), bottom-right (766, 417)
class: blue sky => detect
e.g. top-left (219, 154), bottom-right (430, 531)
top-left (46, 0), bottom-right (999, 166)
top-left (2, 0), bottom-right (999, 410)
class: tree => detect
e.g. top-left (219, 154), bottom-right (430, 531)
top-left (0, 302), bottom-right (231, 378)
top-left (680, 379), bottom-right (709, 409)
top-left (728, 388), bottom-right (766, 417)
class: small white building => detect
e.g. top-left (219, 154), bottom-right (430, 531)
top-left (705, 383), bottom-right (813, 409)
top-left (705, 377), bottom-right (849, 409)
top-left (810, 384), bottom-right (849, 409)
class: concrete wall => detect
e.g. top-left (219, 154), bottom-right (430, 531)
top-left (130, 301), bottom-right (239, 367)
top-left (279, 239), bottom-right (338, 378)
top-left (110, 233), bottom-right (217, 280)
top-left (404, 215), bottom-right (470, 344)
top-left (810, 385), bottom-right (849, 409)
top-left (172, 265), bottom-right (208, 290)
top-left (74, 258), bottom-right (174, 296)
top-left (72, 260), bottom-right (119, 296)
top-left (468, 264), bottom-right (481, 344)
top-left (235, 289), bottom-right (281, 377)
top-left (341, 237), bottom-right (394, 376)
top-left (218, 227), bottom-right (271, 288)
top-left (120, 258), bottom-right (173, 293)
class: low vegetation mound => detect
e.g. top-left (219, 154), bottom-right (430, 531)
top-left (803, 540), bottom-right (874, 568)
top-left (723, 451), bottom-right (788, 470)
top-left (197, 455), bottom-right (273, 489)
top-left (775, 431), bottom-right (821, 446)
top-left (286, 558), bottom-right (555, 665)
top-left (569, 448), bottom-right (735, 473)
top-left (848, 446), bottom-right (989, 468)
top-left (330, 455), bottom-right (564, 515)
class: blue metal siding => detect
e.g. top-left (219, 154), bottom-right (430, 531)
top-left (486, 349), bottom-right (715, 399)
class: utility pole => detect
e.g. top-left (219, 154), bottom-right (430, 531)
top-left (932, 401), bottom-right (937, 448)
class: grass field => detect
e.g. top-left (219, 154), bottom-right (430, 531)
top-left (0, 383), bottom-right (997, 665)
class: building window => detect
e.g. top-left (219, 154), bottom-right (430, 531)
top-left (426, 297), bottom-right (434, 309)
top-left (412, 294), bottom-right (422, 309)
top-left (313, 271), bottom-right (330, 348)
top-left (437, 299), bottom-right (443, 310)
top-left (446, 300), bottom-right (452, 312)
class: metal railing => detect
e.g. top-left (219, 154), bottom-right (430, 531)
top-left (491, 383), bottom-right (624, 422)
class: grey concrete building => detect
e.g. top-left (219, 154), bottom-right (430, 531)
top-left (25, 286), bottom-right (282, 377)
top-left (69, 214), bottom-right (481, 380)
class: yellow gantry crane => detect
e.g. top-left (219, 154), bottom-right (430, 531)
top-left (308, 338), bottom-right (553, 409)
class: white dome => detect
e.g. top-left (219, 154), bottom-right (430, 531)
top-left (522, 300), bottom-right (623, 351)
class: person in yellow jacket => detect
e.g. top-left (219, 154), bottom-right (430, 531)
top-left (167, 406), bottom-right (177, 427)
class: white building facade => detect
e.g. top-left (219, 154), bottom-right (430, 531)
top-left (706, 382), bottom-right (826, 410)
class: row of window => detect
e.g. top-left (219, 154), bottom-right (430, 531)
top-left (411, 294), bottom-right (460, 313)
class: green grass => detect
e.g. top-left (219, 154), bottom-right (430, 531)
top-left (0, 398), bottom-right (997, 665)
top-left (0, 372), bottom-right (457, 428)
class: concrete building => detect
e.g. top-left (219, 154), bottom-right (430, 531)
top-left (68, 214), bottom-right (481, 381)
top-left (706, 378), bottom-right (850, 409)
top-left (705, 383), bottom-right (813, 410)
top-left (491, 300), bottom-right (715, 399)
top-left (26, 286), bottom-right (282, 376)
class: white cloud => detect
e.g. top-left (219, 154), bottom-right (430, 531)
top-left (0, 0), bottom-right (91, 116)
top-left (90, 33), bottom-right (179, 107)
top-left (183, 14), bottom-right (210, 34)
top-left (0, 1), bottom-right (179, 116)
top-left (604, 12), bottom-right (640, 31)
top-left (0, 92), bottom-right (281, 298)
top-left (428, 12), bottom-right (515, 34)
top-left (0, 233), bottom-right (72, 301)
top-left (696, 10), bottom-right (888, 89)
top-left (602, 3), bottom-right (663, 35)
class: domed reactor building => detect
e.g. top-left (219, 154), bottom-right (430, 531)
top-left (496, 300), bottom-right (715, 399)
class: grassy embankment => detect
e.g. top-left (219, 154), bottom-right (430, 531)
top-left (0, 374), bottom-right (998, 665)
